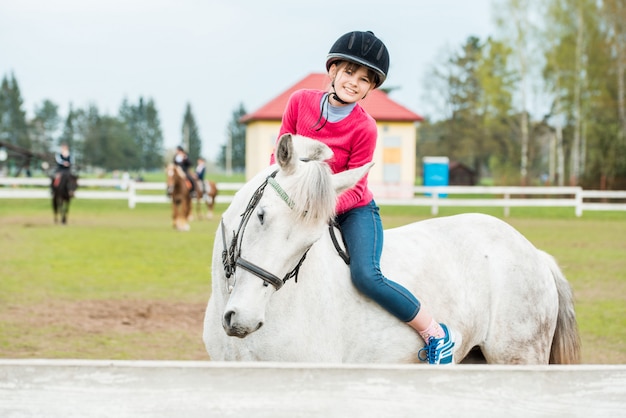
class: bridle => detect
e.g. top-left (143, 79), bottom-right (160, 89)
top-left (220, 170), bottom-right (311, 291)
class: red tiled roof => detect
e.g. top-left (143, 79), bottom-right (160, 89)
top-left (241, 73), bottom-right (423, 123)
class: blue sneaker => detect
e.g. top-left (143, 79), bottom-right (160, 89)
top-left (418, 323), bottom-right (455, 364)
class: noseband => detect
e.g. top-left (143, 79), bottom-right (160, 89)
top-left (221, 170), bottom-right (310, 291)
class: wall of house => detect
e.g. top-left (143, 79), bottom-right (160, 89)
top-left (245, 120), bottom-right (417, 199)
top-left (245, 121), bottom-right (281, 179)
top-left (369, 122), bottom-right (417, 198)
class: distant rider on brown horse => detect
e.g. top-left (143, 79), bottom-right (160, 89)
top-left (52, 143), bottom-right (73, 188)
top-left (172, 145), bottom-right (195, 196)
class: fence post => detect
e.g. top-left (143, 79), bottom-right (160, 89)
top-left (575, 187), bottom-right (583, 217)
top-left (504, 193), bottom-right (510, 217)
top-left (431, 192), bottom-right (439, 216)
top-left (128, 181), bottom-right (136, 209)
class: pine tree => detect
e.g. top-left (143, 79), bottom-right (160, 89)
top-left (181, 103), bottom-right (201, 163)
top-left (143, 99), bottom-right (164, 170)
top-left (58, 104), bottom-right (85, 167)
top-left (219, 103), bottom-right (247, 173)
top-left (30, 99), bottom-right (61, 156)
top-left (119, 97), bottom-right (164, 170)
top-left (0, 73), bottom-right (29, 149)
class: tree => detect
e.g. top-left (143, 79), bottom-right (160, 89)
top-left (181, 103), bottom-right (201, 163)
top-left (422, 37), bottom-right (485, 169)
top-left (119, 97), bottom-right (164, 170)
top-left (58, 104), bottom-right (89, 168)
top-left (598, 0), bottom-right (626, 188)
top-left (495, 0), bottom-right (535, 185)
top-left (77, 105), bottom-right (103, 169)
top-left (142, 99), bottom-right (164, 170)
top-left (0, 73), bottom-right (29, 149)
top-left (541, 0), bottom-right (620, 188)
top-left (477, 38), bottom-right (518, 184)
top-left (219, 103), bottom-right (247, 173)
top-left (82, 104), bottom-right (139, 171)
top-left (422, 36), bottom-right (517, 184)
top-left (449, 37), bottom-right (487, 171)
top-left (30, 99), bottom-right (61, 156)
top-left (541, 0), bottom-right (569, 186)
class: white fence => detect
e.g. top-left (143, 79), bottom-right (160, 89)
top-left (385, 185), bottom-right (626, 217)
top-left (1, 177), bottom-right (626, 217)
top-left (0, 178), bottom-right (241, 208)
top-left (1, 360), bottom-right (625, 417)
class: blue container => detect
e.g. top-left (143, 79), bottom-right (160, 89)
top-left (423, 156), bottom-right (449, 197)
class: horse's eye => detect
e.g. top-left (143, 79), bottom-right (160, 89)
top-left (257, 207), bottom-right (265, 225)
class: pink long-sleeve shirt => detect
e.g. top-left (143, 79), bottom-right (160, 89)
top-left (270, 89), bottom-right (377, 215)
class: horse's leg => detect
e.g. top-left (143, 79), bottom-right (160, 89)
top-left (172, 198), bottom-right (190, 231)
top-left (206, 194), bottom-right (214, 220)
top-left (194, 181), bottom-right (203, 220)
top-left (198, 194), bottom-right (208, 220)
top-left (195, 195), bottom-right (202, 221)
top-left (481, 336), bottom-right (552, 364)
top-left (172, 201), bottom-right (179, 229)
top-left (182, 197), bottom-right (191, 229)
top-left (65, 199), bottom-right (71, 224)
top-left (61, 199), bottom-right (68, 224)
top-left (205, 183), bottom-right (217, 219)
top-left (199, 196), bottom-right (206, 220)
top-left (52, 196), bottom-right (59, 223)
top-left (479, 308), bottom-right (555, 364)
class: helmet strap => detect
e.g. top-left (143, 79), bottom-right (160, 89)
top-left (311, 94), bottom-right (330, 131)
top-left (331, 92), bottom-right (349, 105)
top-left (330, 81), bottom-right (349, 105)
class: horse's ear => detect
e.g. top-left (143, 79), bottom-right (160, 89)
top-left (276, 133), bottom-right (297, 175)
top-left (332, 162), bottom-right (374, 194)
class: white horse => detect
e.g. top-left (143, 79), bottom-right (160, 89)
top-left (203, 134), bottom-right (581, 364)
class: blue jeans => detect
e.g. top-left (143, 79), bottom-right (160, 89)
top-left (336, 200), bottom-right (421, 322)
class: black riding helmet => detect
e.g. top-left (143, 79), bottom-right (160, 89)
top-left (326, 31), bottom-right (390, 88)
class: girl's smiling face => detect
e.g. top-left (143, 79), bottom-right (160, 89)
top-left (329, 62), bottom-right (375, 105)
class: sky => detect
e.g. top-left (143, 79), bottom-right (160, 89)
top-left (1, 0), bottom-right (496, 162)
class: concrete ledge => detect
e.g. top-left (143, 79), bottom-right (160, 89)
top-left (1, 360), bottom-right (625, 417)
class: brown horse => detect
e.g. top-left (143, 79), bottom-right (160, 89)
top-left (193, 178), bottom-right (218, 220)
top-left (51, 171), bottom-right (78, 225)
top-left (166, 163), bottom-right (192, 231)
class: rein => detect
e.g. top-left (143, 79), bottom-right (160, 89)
top-left (221, 171), bottom-right (310, 291)
top-left (329, 219), bottom-right (350, 265)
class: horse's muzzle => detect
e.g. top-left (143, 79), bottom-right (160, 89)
top-left (223, 309), bottom-right (263, 338)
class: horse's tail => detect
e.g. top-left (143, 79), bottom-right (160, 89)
top-left (540, 250), bottom-right (581, 364)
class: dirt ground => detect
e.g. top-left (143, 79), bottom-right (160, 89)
top-left (1, 298), bottom-right (623, 363)
top-left (0, 299), bottom-right (210, 360)
top-left (6, 299), bottom-right (206, 333)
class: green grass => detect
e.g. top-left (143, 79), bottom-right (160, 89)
top-left (0, 199), bottom-right (218, 303)
top-left (0, 199), bottom-right (624, 363)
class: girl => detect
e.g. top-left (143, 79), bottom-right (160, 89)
top-left (52, 143), bottom-right (73, 188)
top-left (271, 30), bottom-right (456, 364)
top-left (173, 145), bottom-right (195, 195)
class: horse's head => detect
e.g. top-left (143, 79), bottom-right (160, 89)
top-left (166, 163), bottom-right (184, 182)
top-left (55, 172), bottom-right (78, 198)
top-left (166, 163), bottom-right (188, 194)
top-left (218, 133), bottom-right (373, 338)
top-left (67, 173), bottom-right (78, 197)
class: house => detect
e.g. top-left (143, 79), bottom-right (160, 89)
top-left (449, 161), bottom-right (477, 186)
top-left (240, 73), bottom-right (423, 198)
